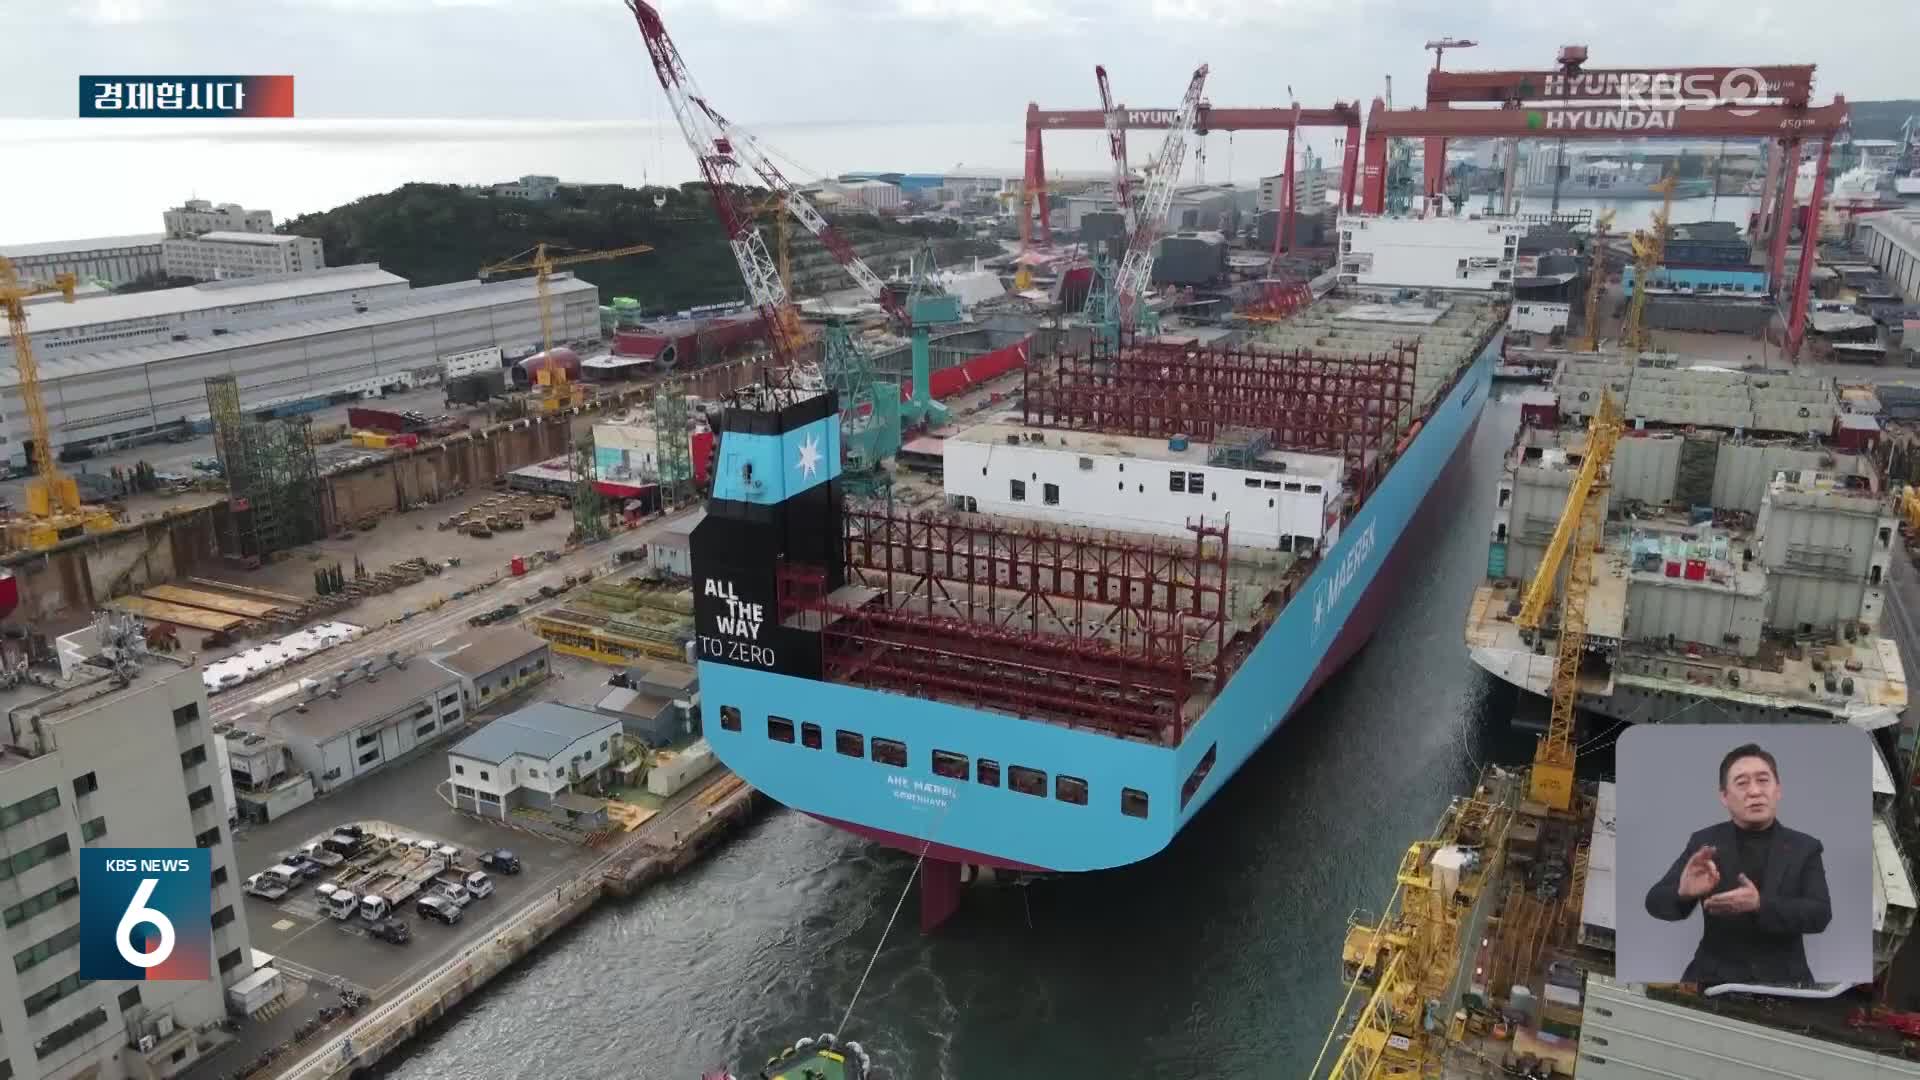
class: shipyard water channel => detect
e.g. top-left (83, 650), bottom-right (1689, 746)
top-left (371, 392), bottom-right (1544, 1078)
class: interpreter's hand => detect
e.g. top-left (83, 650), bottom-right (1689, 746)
top-left (1703, 874), bottom-right (1762, 916)
top-left (1677, 844), bottom-right (1721, 900)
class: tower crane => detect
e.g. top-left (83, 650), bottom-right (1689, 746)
top-left (1112, 64), bottom-right (1209, 337)
top-left (479, 241), bottom-right (655, 362)
top-left (750, 190), bottom-right (813, 354)
top-left (1512, 389), bottom-right (1622, 810)
top-left (1623, 175), bottom-right (1677, 353)
top-left (0, 258), bottom-right (117, 551)
top-left (1424, 37), bottom-right (1477, 69)
top-left (1583, 209), bottom-right (1615, 352)
top-left (625, 0), bottom-right (905, 369)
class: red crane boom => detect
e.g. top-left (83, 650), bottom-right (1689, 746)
top-left (625, 0), bottom-right (905, 362)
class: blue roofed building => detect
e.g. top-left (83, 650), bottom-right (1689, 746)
top-left (446, 703), bottom-right (621, 827)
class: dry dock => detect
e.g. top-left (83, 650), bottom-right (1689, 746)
top-left (261, 772), bottom-right (762, 1080)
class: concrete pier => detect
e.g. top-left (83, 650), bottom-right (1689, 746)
top-left (267, 778), bottom-right (763, 1080)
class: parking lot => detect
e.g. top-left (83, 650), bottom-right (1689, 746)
top-left (228, 741), bottom-right (596, 998)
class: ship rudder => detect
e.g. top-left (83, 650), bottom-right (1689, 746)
top-left (919, 858), bottom-right (963, 933)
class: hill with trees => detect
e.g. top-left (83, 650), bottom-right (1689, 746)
top-left (280, 182), bottom-right (991, 314)
top-left (1847, 100), bottom-right (1920, 144)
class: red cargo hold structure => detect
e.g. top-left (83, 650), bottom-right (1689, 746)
top-left (602, 308), bottom-right (766, 373)
top-left (346, 407), bottom-right (419, 433)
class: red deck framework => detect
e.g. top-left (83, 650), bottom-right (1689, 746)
top-left (1020, 338), bottom-right (1418, 504)
top-left (776, 508), bottom-right (1236, 746)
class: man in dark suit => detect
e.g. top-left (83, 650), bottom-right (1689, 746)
top-left (1644, 742), bottom-right (1833, 986)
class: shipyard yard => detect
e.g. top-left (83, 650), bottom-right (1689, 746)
top-left (5, 6), bottom-right (1920, 1080)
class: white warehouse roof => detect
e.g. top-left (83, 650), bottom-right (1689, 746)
top-left (0, 273), bottom-right (596, 388)
top-left (0, 233), bottom-right (165, 258)
top-left (15, 263), bottom-right (408, 336)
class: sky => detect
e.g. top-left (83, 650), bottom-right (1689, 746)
top-left (1, 0), bottom-right (1916, 241)
top-left (10, 0), bottom-right (1918, 127)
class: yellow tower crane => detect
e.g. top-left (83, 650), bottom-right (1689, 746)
top-left (752, 191), bottom-right (814, 354)
top-left (1583, 209), bottom-right (1615, 353)
top-left (480, 241), bottom-right (655, 362)
top-left (0, 258), bottom-right (118, 551)
top-left (1622, 175), bottom-right (1678, 354)
top-left (1512, 389), bottom-right (1623, 810)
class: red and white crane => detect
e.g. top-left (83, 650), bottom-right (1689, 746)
top-left (624, 1), bottom-right (905, 364)
top-left (1112, 64), bottom-right (1209, 333)
top-left (1094, 65), bottom-right (1135, 237)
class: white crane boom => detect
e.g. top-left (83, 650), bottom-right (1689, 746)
top-left (1115, 64), bottom-right (1208, 331)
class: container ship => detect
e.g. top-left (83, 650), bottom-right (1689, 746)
top-left (1465, 354), bottom-right (1910, 737)
top-left (1312, 757), bottom-right (1920, 1079)
top-left (687, 211), bottom-right (1519, 929)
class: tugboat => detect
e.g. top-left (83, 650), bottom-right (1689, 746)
top-left (703, 1033), bottom-right (872, 1080)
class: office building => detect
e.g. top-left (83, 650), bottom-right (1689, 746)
top-left (0, 616), bottom-right (254, 1079)
top-left (161, 200), bottom-right (273, 239)
top-left (161, 233), bottom-right (324, 282)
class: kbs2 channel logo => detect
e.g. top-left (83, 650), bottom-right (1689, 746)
top-left (79, 849), bottom-right (212, 981)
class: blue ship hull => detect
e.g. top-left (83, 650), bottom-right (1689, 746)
top-left (697, 338), bottom-right (1495, 874)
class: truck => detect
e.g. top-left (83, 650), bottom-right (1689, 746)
top-left (430, 870), bottom-right (478, 907)
top-left (359, 850), bottom-right (447, 908)
top-left (314, 883), bottom-right (357, 920)
top-left (299, 843), bottom-right (345, 868)
top-left (477, 849), bottom-right (521, 875)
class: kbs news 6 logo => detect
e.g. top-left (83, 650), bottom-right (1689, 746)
top-left (79, 849), bottom-right (212, 981)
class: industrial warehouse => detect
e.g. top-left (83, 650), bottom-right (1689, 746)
top-left (0, 266), bottom-right (599, 464)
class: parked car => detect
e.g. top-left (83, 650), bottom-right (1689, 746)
top-left (477, 849), bottom-right (521, 875)
top-left (416, 894), bottom-right (462, 926)
top-left (243, 873), bottom-right (288, 901)
top-left (368, 919), bottom-right (411, 945)
top-left (281, 853), bottom-right (324, 880)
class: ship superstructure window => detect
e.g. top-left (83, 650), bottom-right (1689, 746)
top-left (1169, 472), bottom-right (1186, 493)
top-left (1055, 775), bottom-right (1088, 805)
top-left (1008, 765), bottom-right (1047, 797)
top-left (977, 759), bottom-right (1001, 787)
top-left (931, 750), bottom-right (969, 780)
top-left (870, 738), bottom-right (907, 767)
top-left (801, 722), bottom-right (822, 750)
top-left (1121, 788), bottom-right (1150, 819)
top-left (1043, 483), bottom-right (1059, 506)
top-left (1009, 479), bottom-right (1026, 502)
top-left (1180, 744), bottom-right (1218, 809)
top-left (836, 729), bottom-right (864, 758)
top-left (1187, 472), bottom-right (1204, 495)
top-left (720, 706), bottom-right (741, 732)
top-left (767, 716), bottom-right (795, 743)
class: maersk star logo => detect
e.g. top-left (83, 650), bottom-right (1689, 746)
top-left (795, 431), bottom-right (822, 480)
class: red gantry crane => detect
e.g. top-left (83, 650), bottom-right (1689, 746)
top-left (1359, 74), bottom-right (1850, 361)
top-left (1017, 96), bottom-right (1365, 275)
top-left (624, 1), bottom-right (905, 366)
top-left (1415, 48), bottom-right (1830, 335)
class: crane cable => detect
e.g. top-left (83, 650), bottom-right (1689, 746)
top-left (837, 794), bottom-right (960, 1037)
